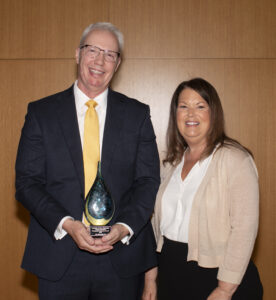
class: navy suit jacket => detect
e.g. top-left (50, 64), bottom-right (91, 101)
top-left (15, 86), bottom-right (160, 281)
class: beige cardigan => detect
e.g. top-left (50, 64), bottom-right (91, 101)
top-left (152, 146), bottom-right (259, 284)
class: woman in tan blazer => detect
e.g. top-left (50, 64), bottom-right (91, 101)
top-left (142, 78), bottom-right (262, 300)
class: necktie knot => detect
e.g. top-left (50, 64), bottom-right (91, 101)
top-left (86, 99), bottom-right (98, 109)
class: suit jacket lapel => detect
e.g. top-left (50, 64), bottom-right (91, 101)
top-left (101, 89), bottom-right (125, 182)
top-left (55, 86), bottom-right (84, 196)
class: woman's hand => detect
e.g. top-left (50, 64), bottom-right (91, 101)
top-left (142, 267), bottom-right (158, 300)
top-left (207, 280), bottom-right (238, 300)
top-left (207, 287), bottom-right (232, 300)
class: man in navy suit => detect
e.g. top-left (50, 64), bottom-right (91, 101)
top-left (15, 22), bottom-right (160, 300)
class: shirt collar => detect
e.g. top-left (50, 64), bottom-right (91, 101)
top-left (74, 80), bottom-right (108, 112)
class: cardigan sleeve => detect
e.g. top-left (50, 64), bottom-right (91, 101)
top-left (217, 152), bottom-right (259, 284)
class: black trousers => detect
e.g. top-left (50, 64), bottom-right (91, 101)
top-left (157, 237), bottom-right (263, 300)
top-left (39, 248), bottom-right (144, 300)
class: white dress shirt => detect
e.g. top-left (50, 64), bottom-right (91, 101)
top-left (54, 82), bottom-right (133, 243)
top-left (160, 151), bottom-right (214, 243)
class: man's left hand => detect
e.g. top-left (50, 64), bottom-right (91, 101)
top-left (96, 224), bottom-right (129, 246)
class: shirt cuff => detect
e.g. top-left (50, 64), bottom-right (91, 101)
top-left (54, 216), bottom-right (74, 240)
top-left (116, 222), bottom-right (134, 245)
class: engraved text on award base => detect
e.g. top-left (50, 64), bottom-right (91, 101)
top-left (90, 225), bottom-right (111, 237)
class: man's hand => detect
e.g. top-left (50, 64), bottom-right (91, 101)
top-left (100, 224), bottom-right (130, 245)
top-left (62, 219), bottom-right (113, 254)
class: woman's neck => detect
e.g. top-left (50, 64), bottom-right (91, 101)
top-left (186, 143), bottom-right (206, 162)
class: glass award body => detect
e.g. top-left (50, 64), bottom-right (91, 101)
top-left (84, 162), bottom-right (115, 237)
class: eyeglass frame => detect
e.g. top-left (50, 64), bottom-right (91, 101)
top-left (80, 44), bottom-right (121, 62)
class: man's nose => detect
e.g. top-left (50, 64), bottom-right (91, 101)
top-left (94, 51), bottom-right (105, 65)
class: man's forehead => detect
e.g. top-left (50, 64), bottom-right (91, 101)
top-left (84, 29), bottom-right (119, 50)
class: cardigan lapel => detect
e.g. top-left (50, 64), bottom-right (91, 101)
top-left (152, 164), bottom-right (176, 251)
top-left (154, 165), bottom-right (176, 225)
top-left (55, 86), bottom-right (84, 195)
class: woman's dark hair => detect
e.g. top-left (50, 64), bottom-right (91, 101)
top-left (163, 77), bottom-right (252, 166)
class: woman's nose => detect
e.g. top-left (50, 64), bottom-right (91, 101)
top-left (187, 108), bottom-right (195, 116)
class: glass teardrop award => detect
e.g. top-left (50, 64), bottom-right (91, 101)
top-left (84, 162), bottom-right (115, 237)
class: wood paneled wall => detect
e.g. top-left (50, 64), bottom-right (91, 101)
top-left (0, 0), bottom-right (275, 299)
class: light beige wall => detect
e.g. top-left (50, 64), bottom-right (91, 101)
top-left (0, 0), bottom-right (275, 299)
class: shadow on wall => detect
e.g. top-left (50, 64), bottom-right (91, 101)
top-left (22, 271), bottom-right (38, 295)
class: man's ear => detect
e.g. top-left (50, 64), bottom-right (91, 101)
top-left (75, 48), bottom-right (80, 64)
top-left (115, 57), bottom-right (121, 72)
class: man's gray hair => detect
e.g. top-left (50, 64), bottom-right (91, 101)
top-left (79, 22), bottom-right (124, 53)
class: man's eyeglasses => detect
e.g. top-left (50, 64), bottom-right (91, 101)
top-left (80, 45), bottom-right (120, 63)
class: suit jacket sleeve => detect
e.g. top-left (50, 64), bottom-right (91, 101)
top-left (115, 105), bottom-right (160, 238)
top-left (15, 103), bottom-right (70, 236)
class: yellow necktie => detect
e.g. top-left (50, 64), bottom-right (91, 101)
top-left (83, 100), bottom-right (100, 198)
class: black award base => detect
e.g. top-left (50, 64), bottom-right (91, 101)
top-left (90, 225), bottom-right (111, 237)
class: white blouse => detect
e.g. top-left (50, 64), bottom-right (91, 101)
top-left (160, 151), bottom-right (214, 243)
